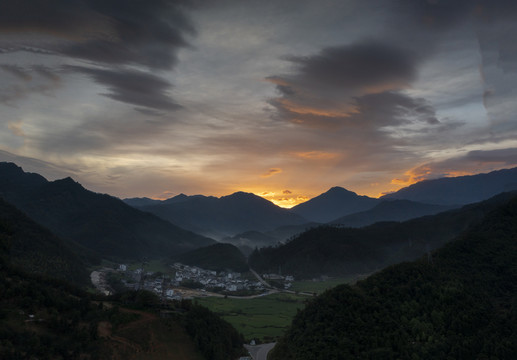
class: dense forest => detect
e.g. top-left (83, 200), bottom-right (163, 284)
top-left (0, 197), bottom-right (93, 286)
top-left (270, 195), bottom-right (517, 359)
top-left (249, 192), bottom-right (517, 279)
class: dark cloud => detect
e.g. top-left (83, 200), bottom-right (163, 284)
top-left (279, 41), bottom-right (417, 90)
top-left (353, 91), bottom-right (439, 126)
top-left (0, 0), bottom-right (196, 70)
top-left (400, 147), bottom-right (517, 185)
top-left (266, 40), bottom-right (433, 129)
top-left (65, 66), bottom-right (180, 110)
top-left (394, 0), bottom-right (517, 32)
top-left (268, 89), bottom-right (438, 129)
top-left (465, 148), bottom-right (517, 166)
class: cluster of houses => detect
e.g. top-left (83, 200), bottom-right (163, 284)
top-left (171, 263), bottom-right (266, 293)
top-left (116, 262), bottom-right (297, 300)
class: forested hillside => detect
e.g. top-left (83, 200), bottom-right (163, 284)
top-left (249, 192), bottom-right (517, 279)
top-left (0, 197), bottom-right (91, 286)
top-left (0, 229), bottom-right (244, 360)
top-left (270, 194), bottom-right (517, 359)
top-left (0, 163), bottom-right (214, 260)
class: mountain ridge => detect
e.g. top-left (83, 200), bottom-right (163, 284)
top-left (382, 166), bottom-right (517, 205)
top-left (127, 191), bottom-right (309, 240)
top-left (0, 162), bottom-right (215, 260)
top-left (249, 191), bottom-right (517, 279)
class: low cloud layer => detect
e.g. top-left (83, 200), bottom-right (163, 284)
top-left (66, 66), bottom-right (180, 111)
top-left (266, 40), bottom-right (434, 130)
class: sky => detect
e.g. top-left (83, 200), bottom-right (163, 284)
top-left (1, 0), bottom-right (517, 207)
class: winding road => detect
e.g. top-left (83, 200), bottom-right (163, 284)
top-left (244, 342), bottom-right (276, 360)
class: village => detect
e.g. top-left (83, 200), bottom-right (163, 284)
top-left (91, 262), bottom-right (294, 300)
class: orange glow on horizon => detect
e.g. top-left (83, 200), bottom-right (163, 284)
top-left (276, 98), bottom-right (357, 118)
top-left (254, 190), bottom-right (310, 208)
top-left (293, 151), bottom-right (339, 160)
top-left (391, 167), bottom-right (475, 188)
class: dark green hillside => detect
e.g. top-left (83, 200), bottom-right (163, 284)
top-left (0, 234), bottom-right (244, 359)
top-left (0, 197), bottom-right (91, 286)
top-left (270, 195), bottom-right (517, 359)
top-left (174, 243), bottom-right (249, 272)
top-left (250, 192), bottom-right (517, 279)
top-left (0, 163), bottom-right (214, 260)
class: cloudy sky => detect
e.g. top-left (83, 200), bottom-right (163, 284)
top-left (1, 0), bottom-right (517, 207)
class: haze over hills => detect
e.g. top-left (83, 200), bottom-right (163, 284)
top-left (330, 199), bottom-right (455, 227)
top-left (289, 186), bottom-right (380, 223)
top-left (126, 191), bottom-right (308, 239)
top-left (249, 191), bottom-right (517, 279)
top-left (0, 162), bottom-right (214, 260)
top-left (123, 167), bottom-right (517, 247)
top-left (270, 193), bottom-right (517, 359)
top-left (382, 167), bottom-right (517, 205)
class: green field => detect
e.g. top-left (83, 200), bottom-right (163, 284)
top-left (195, 293), bottom-right (308, 341)
top-left (290, 277), bottom-right (356, 294)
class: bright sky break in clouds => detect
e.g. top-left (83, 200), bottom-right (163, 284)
top-left (1, 0), bottom-right (517, 207)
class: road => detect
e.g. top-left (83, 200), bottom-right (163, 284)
top-left (249, 268), bottom-right (273, 288)
top-left (244, 342), bottom-right (276, 360)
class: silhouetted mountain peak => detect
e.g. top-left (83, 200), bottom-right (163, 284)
top-left (47, 177), bottom-right (86, 194)
top-left (324, 186), bottom-right (360, 197)
top-left (290, 186), bottom-right (379, 222)
top-left (0, 163), bottom-right (214, 259)
top-left (222, 191), bottom-right (266, 202)
top-left (0, 162), bottom-right (47, 184)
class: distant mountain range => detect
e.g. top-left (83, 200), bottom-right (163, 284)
top-left (125, 192), bottom-right (308, 239)
top-left (125, 166), bottom-right (517, 245)
top-left (382, 167), bottom-right (517, 205)
top-left (249, 191), bottom-right (517, 279)
top-left (0, 162), bottom-right (214, 260)
top-left (3, 161), bottom-right (517, 261)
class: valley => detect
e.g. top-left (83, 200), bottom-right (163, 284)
top-left (2, 162), bottom-right (517, 358)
